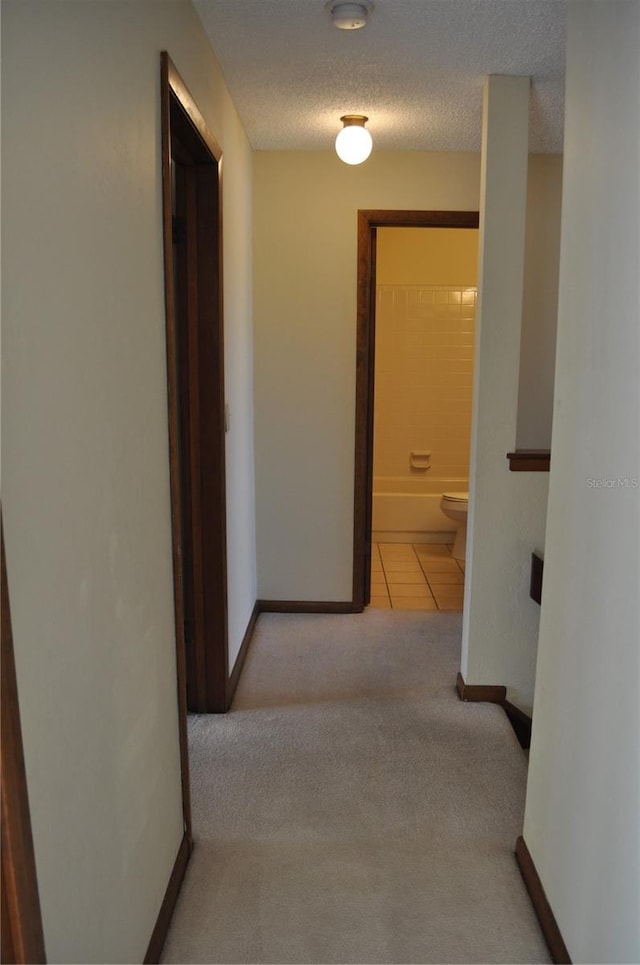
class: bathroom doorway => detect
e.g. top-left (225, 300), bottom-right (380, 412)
top-left (352, 211), bottom-right (479, 611)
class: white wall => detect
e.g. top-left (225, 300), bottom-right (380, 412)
top-left (461, 80), bottom-right (551, 715)
top-left (524, 3), bottom-right (640, 962)
top-left (517, 155), bottom-right (563, 448)
top-left (254, 150), bottom-right (559, 608)
top-left (220, 83), bottom-right (258, 668)
top-left (1, 2), bottom-right (255, 961)
top-left (253, 151), bottom-right (481, 601)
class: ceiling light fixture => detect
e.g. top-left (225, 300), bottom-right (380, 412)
top-left (326, 0), bottom-right (374, 30)
top-left (335, 115), bottom-right (373, 165)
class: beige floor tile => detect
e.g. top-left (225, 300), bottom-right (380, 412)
top-left (414, 544), bottom-right (452, 558)
top-left (425, 570), bottom-right (463, 585)
top-left (431, 588), bottom-right (465, 607)
top-left (386, 572), bottom-right (428, 586)
top-left (371, 578), bottom-right (388, 590)
top-left (379, 543), bottom-right (416, 559)
top-left (389, 583), bottom-right (432, 598)
top-left (420, 559), bottom-right (462, 574)
top-left (377, 540), bottom-right (468, 612)
top-left (382, 560), bottom-right (423, 573)
top-left (430, 582), bottom-right (465, 596)
top-left (369, 596), bottom-right (391, 609)
top-left (391, 596), bottom-right (439, 610)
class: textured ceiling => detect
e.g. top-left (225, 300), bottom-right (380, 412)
top-left (194, 0), bottom-right (566, 154)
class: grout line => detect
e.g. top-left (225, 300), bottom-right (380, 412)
top-left (374, 542), bottom-right (391, 605)
top-left (414, 545), bottom-right (430, 585)
top-left (412, 542), bottom-right (443, 609)
top-left (373, 542), bottom-right (465, 612)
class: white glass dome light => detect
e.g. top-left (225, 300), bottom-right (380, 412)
top-left (326, 1), bottom-right (374, 31)
top-left (335, 115), bottom-right (373, 165)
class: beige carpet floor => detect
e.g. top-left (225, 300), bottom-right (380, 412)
top-left (161, 609), bottom-right (550, 964)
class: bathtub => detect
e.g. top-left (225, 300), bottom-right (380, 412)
top-left (371, 475), bottom-right (468, 544)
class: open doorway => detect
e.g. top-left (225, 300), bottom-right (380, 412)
top-left (352, 211), bottom-right (479, 611)
top-left (160, 51), bottom-right (229, 837)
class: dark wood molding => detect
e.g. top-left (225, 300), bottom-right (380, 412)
top-left (161, 50), bottom-right (191, 841)
top-left (507, 449), bottom-right (551, 471)
top-left (503, 701), bottom-right (533, 750)
top-left (143, 832), bottom-right (192, 965)
top-left (457, 673), bottom-right (532, 749)
top-left (162, 56), bottom-right (222, 164)
top-left (353, 210), bottom-right (480, 611)
top-left (143, 611), bottom-right (261, 960)
top-left (1, 519), bottom-right (47, 964)
top-left (515, 836), bottom-right (572, 964)
top-left (161, 50), bottom-right (228, 722)
top-left (258, 600), bottom-right (358, 615)
top-left (456, 671), bottom-right (506, 704)
top-left (530, 551), bottom-right (544, 605)
top-left (357, 210), bottom-right (482, 229)
top-left (352, 210), bottom-right (376, 612)
top-left (225, 602), bottom-right (260, 708)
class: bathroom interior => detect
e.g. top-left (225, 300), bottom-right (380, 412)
top-left (370, 226), bottom-right (479, 611)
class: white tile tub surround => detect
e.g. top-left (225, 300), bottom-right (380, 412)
top-left (372, 284), bottom-right (475, 540)
top-left (373, 285), bottom-right (476, 483)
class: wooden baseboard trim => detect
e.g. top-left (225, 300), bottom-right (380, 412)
top-left (258, 600), bottom-right (355, 614)
top-left (224, 598), bottom-right (359, 711)
top-left (145, 603), bottom-right (261, 959)
top-left (530, 551), bottom-right (544, 605)
top-left (503, 700), bottom-right (533, 749)
top-left (456, 671), bottom-right (506, 704)
top-left (515, 836), bottom-right (571, 964)
top-left (226, 601), bottom-right (260, 708)
top-left (456, 673), bottom-right (532, 749)
top-left (144, 831), bottom-right (191, 964)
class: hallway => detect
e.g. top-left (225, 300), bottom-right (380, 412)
top-left (161, 610), bottom-right (549, 964)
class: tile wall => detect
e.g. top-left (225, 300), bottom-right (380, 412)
top-left (373, 285), bottom-right (476, 481)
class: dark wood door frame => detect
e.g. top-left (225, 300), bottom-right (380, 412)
top-left (352, 210), bottom-right (480, 610)
top-left (160, 50), bottom-right (229, 832)
top-left (1, 519), bottom-right (47, 964)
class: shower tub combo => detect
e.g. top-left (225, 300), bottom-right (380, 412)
top-left (371, 475), bottom-right (468, 546)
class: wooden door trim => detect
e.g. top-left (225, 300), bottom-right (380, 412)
top-left (161, 52), bottom-right (229, 715)
top-left (161, 50), bottom-right (192, 844)
top-left (352, 210), bottom-right (480, 610)
top-left (1, 518), bottom-right (47, 964)
top-left (160, 51), bottom-right (229, 845)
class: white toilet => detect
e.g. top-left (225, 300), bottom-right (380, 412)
top-left (440, 492), bottom-right (469, 561)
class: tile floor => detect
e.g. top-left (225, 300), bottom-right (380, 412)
top-left (370, 542), bottom-right (465, 611)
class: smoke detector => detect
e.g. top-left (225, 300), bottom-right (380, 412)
top-left (326, 1), bottom-right (374, 30)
